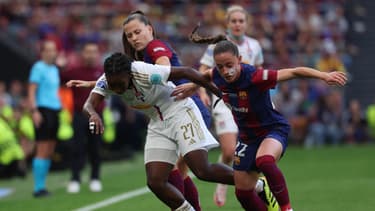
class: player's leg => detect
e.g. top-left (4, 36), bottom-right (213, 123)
top-left (214, 132), bottom-right (237, 206)
top-left (176, 157), bottom-right (201, 211)
top-left (67, 112), bottom-right (86, 193)
top-left (145, 125), bottom-right (195, 210)
top-left (32, 108), bottom-right (58, 197)
top-left (257, 176), bottom-right (279, 211)
top-left (85, 112), bottom-right (103, 192)
top-left (145, 149), bottom-right (194, 210)
top-left (234, 170), bottom-right (267, 211)
top-left (33, 140), bottom-right (56, 197)
top-left (183, 149), bottom-right (234, 184)
top-left (256, 134), bottom-right (292, 211)
top-left (211, 95), bottom-right (238, 206)
top-left (87, 126), bottom-right (102, 192)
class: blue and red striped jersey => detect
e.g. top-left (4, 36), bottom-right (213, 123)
top-left (143, 39), bottom-right (211, 126)
top-left (212, 63), bottom-right (289, 144)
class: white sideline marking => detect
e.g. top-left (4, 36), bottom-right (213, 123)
top-left (73, 187), bottom-right (150, 211)
top-left (73, 173), bottom-right (195, 211)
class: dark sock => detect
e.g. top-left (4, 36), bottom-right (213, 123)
top-left (167, 169), bottom-right (184, 211)
top-left (168, 169), bottom-right (184, 194)
top-left (183, 176), bottom-right (200, 211)
top-left (235, 188), bottom-right (267, 211)
top-left (256, 155), bottom-right (290, 208)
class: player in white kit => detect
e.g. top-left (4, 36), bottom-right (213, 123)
top-left (68, 52), bottom-right (234, 211)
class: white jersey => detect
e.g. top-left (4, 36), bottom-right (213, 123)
top-left (200, 35), bottom-right (263, 67)
top-left (92, 61), bottom-right (193, 121)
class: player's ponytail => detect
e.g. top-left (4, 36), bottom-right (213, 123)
top-left (189, 23), bottom-right (227, 45)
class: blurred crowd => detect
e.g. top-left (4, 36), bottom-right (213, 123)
top-left (0, 0), bottom-right (374, 179)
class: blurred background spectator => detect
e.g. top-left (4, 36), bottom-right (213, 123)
top-left (0, 0), bottom-right (373, 179)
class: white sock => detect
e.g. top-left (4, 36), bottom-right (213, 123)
top-left (175, 200), bottom-right (195, 211)
top-left (255, 179), bottom-right (264, 193)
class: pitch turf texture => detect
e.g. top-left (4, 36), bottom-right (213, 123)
top-left (0, 145), bottom-right (374, 211)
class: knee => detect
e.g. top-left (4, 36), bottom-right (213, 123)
top-left (221, 147), bottom-right (236, 163)
top-left (255, 155), bottom-right (276, 170)
top-left (190, 166), bottom-right (210, 181)
top-left (147, 177), bottom-right (166, 192)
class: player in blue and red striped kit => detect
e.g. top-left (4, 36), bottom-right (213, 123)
top-left (173, 40), bottom-right (347, 211)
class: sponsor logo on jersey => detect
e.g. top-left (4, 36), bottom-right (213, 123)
top-left (232, 106), bottom-right (248, 113)
top-left (153, 47), bottom-right (166, 52)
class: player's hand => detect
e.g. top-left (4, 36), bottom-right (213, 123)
top-left (198, 88), bottom-right (211, 107)
top-left (171, 83), bottom-right (200, 101)
top-left (66, 80), bottom-right (92, 88)
top-left (31, 110), bottom-right (43, 128)
top-left (88, 113), bottom-right (104, 135)
top-left (324, 71), bottom-right (347, 86)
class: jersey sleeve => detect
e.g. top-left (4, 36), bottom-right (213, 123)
top-left (145, 40), bottom-right (173, 63)
top-left (131, 61), bottom-right (171, 86)
top-left (199, 44), bottom-right (215, 67)
top-left (92, 74), bottom-right (109, 97)
top-left (254, 42), bottom-right (264, 66)
top-left (251, 69), bottom-right (277, 91)
top-left (29, 63), bottom-right (43, 84)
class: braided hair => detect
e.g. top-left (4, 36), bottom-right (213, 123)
top-left (189, 23), bottom-right (227, 44)
top-left (104, 52), bottom-right (133, 77)
top-left (189, 24), bottom-right (239, 57)
top-left (122, 10), bottom-right (156, 60)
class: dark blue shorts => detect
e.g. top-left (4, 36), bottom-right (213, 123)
top-left (233, 128), bottom-right (289, 172)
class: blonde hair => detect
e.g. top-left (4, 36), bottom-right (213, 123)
top-left (225, 5), bottom-right (248, 22)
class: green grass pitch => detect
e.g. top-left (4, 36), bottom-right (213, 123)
top-left (0, 145), bottom-right (374, 211)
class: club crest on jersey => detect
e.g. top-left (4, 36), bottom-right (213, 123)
top-left (234, 156), bottom-right (241, 165)
top-left (150, 74), bottom-right (162, 84)
top-left (96, 80), bottom-right (107, 89)
top-left (238, 91), bottom-right (247, 100)
top-left (153, 47), bottom-right (166, 52)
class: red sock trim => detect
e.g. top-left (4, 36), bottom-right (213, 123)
top-left (255, 155), bottom-right (275, 168)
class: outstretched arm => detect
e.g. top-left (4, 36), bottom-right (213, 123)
top-left (66, 80), bottom-right (97, 88)
top-left (277, 67), bottom-right (347, 86)
top-left (83, 92), bottom-right (105, 134)
top-left (168, 66), bottom-right (220, 98)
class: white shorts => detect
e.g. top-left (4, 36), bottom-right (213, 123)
top-left (144, 101), bottom-right (219, 165)
top-left (212, 95), bottom-right (239, 135)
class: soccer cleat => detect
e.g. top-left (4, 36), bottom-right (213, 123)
top-left (33, 189), bottom-right (51, 198)
top-left (67, 180), bottom-right (80, 193)
top-left (89, 179), bottom-right (102, 192)
top-left (258, 177), bottom-right (280, 211)
top-left (213, 184), bottom-right (227, 207)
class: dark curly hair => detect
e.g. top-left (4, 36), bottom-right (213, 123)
top-left (104, 52), bottom-right (133, 76)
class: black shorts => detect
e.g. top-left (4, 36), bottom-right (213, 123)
top-left (35, 107), bottom-right (60, 141)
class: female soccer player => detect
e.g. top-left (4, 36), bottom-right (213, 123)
top-left (197, 5), bottom-right (264, 207)
top-left (68, 52), bottom-right (234, 211)
top-left (28, 40), bottom-right (61, 197)
top-left (172, 40), bottom-right (347, 211)
top-left (121, 10), bottom-right (210, 210)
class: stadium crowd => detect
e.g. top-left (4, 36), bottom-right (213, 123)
top-left (0, 0), bottom-right (373, 181)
